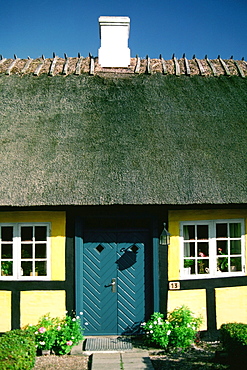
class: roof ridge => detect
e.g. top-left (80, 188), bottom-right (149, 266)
top-left (0, 56), bottom-right (246, 77)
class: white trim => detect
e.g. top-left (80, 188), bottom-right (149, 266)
top-left (180, 219), bottom-right (245, 280)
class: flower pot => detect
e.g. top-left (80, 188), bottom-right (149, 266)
top-left (30, 272), bottom-right (38, 276)
top-left (183, 267), bottom-right (191, 275)
top-left (41, 349), bottom-right (51, 356)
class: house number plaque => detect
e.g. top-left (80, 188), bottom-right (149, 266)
top-left (169, 282), bottom-right (180, 290)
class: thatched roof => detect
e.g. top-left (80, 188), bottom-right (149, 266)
top-left (0, 71), bottom-right (246, 206)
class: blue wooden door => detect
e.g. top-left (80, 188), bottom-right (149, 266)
top-left (80, 231), bottom-right (147, 335)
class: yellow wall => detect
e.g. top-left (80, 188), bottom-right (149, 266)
top-left (167, 289), bottom-right (207, 330)
top-left (0, 291), bottom-right (11, 332)
top-left (215, 286), bottom-right (247, 328)
top-left (20, 290), bottom-right (66, 327)
top-left (0, 211), bottom-right (66, 280)
top-left (168, 209), bottom-right (247, 281)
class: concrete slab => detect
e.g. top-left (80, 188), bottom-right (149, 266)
top-left (93, 353), bottom-right (120, 359)
top-left (91, 351), bottom-right (154, 370)
top-left (92, 365), bottom-right (120, 370)
top-left (91, 353), bottom-right (121, 369)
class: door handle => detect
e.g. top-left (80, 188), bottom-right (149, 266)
top-left (104, 278), bottom-right (116, 293)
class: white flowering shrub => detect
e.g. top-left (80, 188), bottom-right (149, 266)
top-left (142, 306), bottom-right (202, 350)
top-left (142, 312), bottom-right (172, 348)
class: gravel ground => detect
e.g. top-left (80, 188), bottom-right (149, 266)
top-left (150, 345), bottom-right (230, 369)
top-left (33, 355), bottom-right (89, 370)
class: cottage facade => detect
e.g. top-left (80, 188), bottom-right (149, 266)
top-left (0, 18), bottom-right (246, 338)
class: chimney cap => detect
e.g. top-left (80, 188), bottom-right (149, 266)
top-left (98, 16), bottom-right (130, 38)
top-left (98, 16), bottom-right (130, 24)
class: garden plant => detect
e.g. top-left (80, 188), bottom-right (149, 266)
top-left (220, 322), bottom-right (247, 369)
top-left (0, 329), bottom-right (36, 370)
top-left (24, 312), bottom-right (84, 355)
top-left (142, 305), bottom-right (202, 350)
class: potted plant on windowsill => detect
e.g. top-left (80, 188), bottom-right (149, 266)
top-left (217, 247), bottom-right (229, 272)
top-left (183, 259), bottom-right (194, 275)
top-left (1, 261), bottom-right (13, 276)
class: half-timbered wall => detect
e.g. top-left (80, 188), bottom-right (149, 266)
top-left (168, 209), bottom-right (247, 334)
top-left (0, 211), bottom-right (66, 331)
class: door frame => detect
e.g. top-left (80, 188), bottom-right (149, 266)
top-left (75, 215), bottom-right (160, 335)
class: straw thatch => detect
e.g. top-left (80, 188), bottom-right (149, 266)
top-left (0, 73), bottom-right (246, 206)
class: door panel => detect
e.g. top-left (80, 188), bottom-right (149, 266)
top-left (81, 231), bottom-right (147, 335)
top-left (82, 232), bottom-right (117, 334)
top-left (117, 238), bottom-right (145, 334)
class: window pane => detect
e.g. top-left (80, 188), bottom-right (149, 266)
top-left (198, 259), bottom-right (209, 274)
top-left (230, 257), bottom-right (241, 272)
top-left (21, 261), bottom-right (32, 276)
top-left (35, 244), bottom-right (46, 258)
top-left (35, 226), bottom-right (47, 241)
top-left (1, 244), bottom-right (13, 258)
top-left (229, 223), bottom-right (241, 238)
top-left (35, 261), bottom-right (47, 276)
top-left (217, 257), bottom-right (229, 272)
top-left (183, 225), bottom-right (195, 240)
top-left (230, 240), bottom-right (241, 254)
top-left (21, 245), bottom-right (33, 258)
top-left (21, 227), bottom-right (33, 241)
top-left (1, 227), bottom-right (13, 241)
top-left (197, 225), bottom-right (208, 239)
top-left (184, 242), bottom-right (195, 257)
top-left (217, 240), bottom-right (228, 255)
top-left (198, 242), bottom-right (209, 257)
top-left (216, 223), bottom-right (227, 238)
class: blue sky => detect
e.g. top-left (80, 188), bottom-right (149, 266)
top-left (1, 0), bottom-right (246, 60)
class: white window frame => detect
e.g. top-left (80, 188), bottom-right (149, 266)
top-left (0, 222), bottom-right (51, 280)
top-left (180, 219), bottom-right (245, 279)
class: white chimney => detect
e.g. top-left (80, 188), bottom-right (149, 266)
top-left (98, 16), bottom-right (131, 67)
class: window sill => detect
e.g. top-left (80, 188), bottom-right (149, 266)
top-left (0, 276), bottom-right (50, 281)
top-left (180, 272), bottom-right (245, 280)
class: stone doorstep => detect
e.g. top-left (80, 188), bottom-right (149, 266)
top-left (70, 341), bottom-right (83, 355)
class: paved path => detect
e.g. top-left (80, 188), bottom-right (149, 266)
top-left (71, 340), bottom-right (154, 369)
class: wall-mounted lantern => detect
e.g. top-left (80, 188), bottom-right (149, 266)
top-left (159, 223), bottom-right (171, 246)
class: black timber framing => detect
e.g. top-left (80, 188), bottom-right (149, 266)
top-left (159, 244), bottom-right (168, 316)
top-left (11, 290), bottom-right (20, 330)
top-left (65, 212), bottom-right (76, 313)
